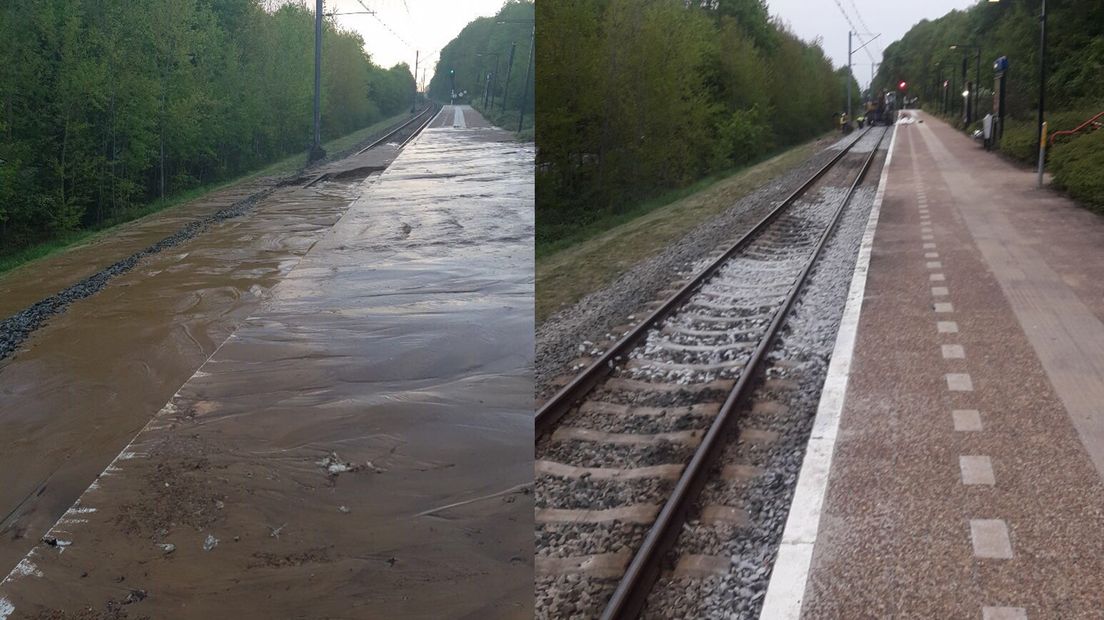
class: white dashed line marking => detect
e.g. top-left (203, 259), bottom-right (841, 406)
top-left (960, 456), bottom-right (995, 485)
top-left (932, 287), bottom-right (949, 296)
top-left (923, 242), bottom-right (936, 249)
top-left (970, 519), bottom-right (1013, 559)
top-left (934, 302), bottom-right (954, 313)
top-left (953, 409), bottom-right (982, 431)
top-left (983, 607), bottom-right (1027, 620)
top-left (946, 373), bottom-right (974, 391)
top-left (942, 344), bottom-right (965, 359)
top-left (937, 321), bottom-right (958, 333)
top-left (931, 273), bottom-right (945, 281)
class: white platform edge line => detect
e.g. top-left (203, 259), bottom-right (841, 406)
top-left (0, 322), bottom-right (243, 610)
top-left (758, 120), bottom-right (901, 620)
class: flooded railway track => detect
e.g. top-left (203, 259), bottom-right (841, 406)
top-left (0, 105), bottom-right (438, 364)
top-left (535, 126), bottom-right (889, 619)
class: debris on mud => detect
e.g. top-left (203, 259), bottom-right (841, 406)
top-left (316, 452), bottom-right (383, 481)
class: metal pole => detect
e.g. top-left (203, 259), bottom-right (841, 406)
top-left (974, 49), bottom-right (981, 126)
top-left (847, 34), bottom-right (854, 118)
top-left (961, 55), bottom-right (969, 124)
top-left (500, 42), bottom-right (517, 114)
top-left (309, 0), bottom-right (325, 162)
top-left (517, 25), bottom-right (534, 133)
top-left (1037, 0), bottom-right (1047, 172)
top-left (411, 50), bottom-right (419, 114)
top-left (1037, 121), bottom-right (1047, 187)
top-left (489, 57), bottom-right (500, 110)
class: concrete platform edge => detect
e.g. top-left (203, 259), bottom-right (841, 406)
top-left (758, 121), bottom-right (899, 620)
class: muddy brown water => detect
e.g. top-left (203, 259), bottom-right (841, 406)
top-left (0, 151), bottom-right (393, 571)
top-left (0, 108), bottom-right (534, 618)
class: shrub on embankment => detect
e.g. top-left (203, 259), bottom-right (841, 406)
top-left (994, 106), bottom-right (1104, 210)
top-left (535, 0), bottom-right (854, 249)
top-left (995, 108), bottom-right (1102, 165)
top-left (1049, 127), bottom-right (1104, 210)
top-left (0, 0), bottom-right (415, 258)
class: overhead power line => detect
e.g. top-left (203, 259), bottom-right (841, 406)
top-left (829, 0), bottom-right (876, 65)
top-left (845, 0), bottom-right (882, 58)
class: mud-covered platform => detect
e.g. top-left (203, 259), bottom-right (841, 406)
top-left (0, 110), bottom-right (534, 618)
top-left (763, 110), bottom-right (1104, 618)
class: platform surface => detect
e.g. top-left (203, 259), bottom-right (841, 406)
top-left (802, 111), bottom-right (1104, 618)
top-left (0, 111), bottom-right (534, 619)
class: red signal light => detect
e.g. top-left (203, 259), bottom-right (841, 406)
top-left (898, 81), bottom-right (907, 90)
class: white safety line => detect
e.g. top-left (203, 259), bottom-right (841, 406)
top-left (758, 121), bottom-right (900, 619)
top-left (452, 105), bottom-right (466, 129)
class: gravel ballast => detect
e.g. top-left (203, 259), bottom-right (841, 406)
top-left (535, 128), bottom-right (891, 619)
top-left (536, 142), bottom-right (846, 400)
top-left (644, 135), bottom-right (889, 618)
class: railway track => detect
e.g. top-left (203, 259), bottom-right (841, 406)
top-left (302, 103), bottom-right (440, 188)
top-left (535, 126), bottom-right (890, 619)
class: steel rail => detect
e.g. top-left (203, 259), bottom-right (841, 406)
top-left (354, 103), bottom-right (437, 155)
top-left (398, 102), bottom-right (440, 147)
top-left (601, 126), bottom-right (889, 619)
top-left (534, 129), bottom-right (873, 438)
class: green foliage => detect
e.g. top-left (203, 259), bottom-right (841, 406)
top-left (536, 0), bottom-right (841, 246)
top-left (0, 0), bottom-right (414, 255)
top-left (714, 107), bottom-right (773, 167)
top-left (873, 0), bottom-right (1103, 121)
top-left (998, 107), bottom-right (1103, 164)
top-left (999, 120), bottom-right (1039, 163)
top-left (427, 0), bottom-right (534, 118)
top-left (1049, 129), bottom-right (1104, 209)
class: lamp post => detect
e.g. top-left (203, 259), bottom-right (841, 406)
top-left (950, 44), bottom-right (981, 125)
top-left (500, 42), bottom-right (517, 114)
top-left (988, 0), bottom-right (1047, 179)
top-left (309, 0), bottom-right (325, 163)
top-left (496, 18), bottom-right (535, 132)
top-left (475, 52), bottom-right (501, 110)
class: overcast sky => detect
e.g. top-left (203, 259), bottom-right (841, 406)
top-left (765, 0), bottom-right (977, 87)
top-left (323, 1), bottom-right (977, 91)
top-left (324, 0), bottom-right (507, 89)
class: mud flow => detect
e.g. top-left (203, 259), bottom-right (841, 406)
top-left (0, 108), bottom-right (533, 618)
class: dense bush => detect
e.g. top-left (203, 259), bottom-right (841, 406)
top-left (0, 0), bottom-right (414, 255)
top-left (999, 108), bottom-right (1103, 164)
top-left (1049, 129), bottom-right (1104, 209)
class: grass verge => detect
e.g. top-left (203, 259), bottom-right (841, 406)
top-left (0, 112), bottom-right (411, 276)
top-left (536, 135), bottom-right (828, 323)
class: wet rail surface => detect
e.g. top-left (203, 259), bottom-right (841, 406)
top-left (534, 128), bottom-right (888, 619)
top-left (0, 120), bottom-right (417, 573)
top-left (0, 106), bottom-right (534, 618)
